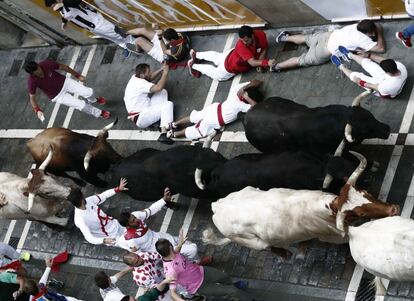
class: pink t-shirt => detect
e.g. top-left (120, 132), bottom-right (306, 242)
top-left (27, 60), bottom-right (66, 99)
top-left (163, 253), bottom-right (204, 294)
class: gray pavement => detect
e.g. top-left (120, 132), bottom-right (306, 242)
top-left (2, 19), bottom-right (414, 301)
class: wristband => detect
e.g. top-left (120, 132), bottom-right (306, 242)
top-left (34, 106), bottom-right (42, 113)
top-left (74, 72), bottom-right (81, 79)
top-left (358, 80), bottom-right (367, 87)
top-left (261, 59), bottom-right (269, 68)
top-left (115, 187), bottom-right (121, 193)
top-left (238, 94), bottom-right (245, 102)
top-left (367, 53), bottom-right (371, 59)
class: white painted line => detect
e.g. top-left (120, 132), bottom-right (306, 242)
top-left (399, 86), bottom-right (414, 134)
top-left (345, 265), bottom-right (365, 301)
top-left (3, 220), bottom-right (16, 244)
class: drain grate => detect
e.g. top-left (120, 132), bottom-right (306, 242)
top-left (100, 46), bottom-right (117, 65)
top-left (356, 272), bottom-right (376, 301)
top-left (8, 59), bottom-right (23, 76)
top-left (8, 237), bottom-right (19, 249)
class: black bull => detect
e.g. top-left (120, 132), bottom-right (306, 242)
top-left (244, 97), bottom-right (391, 153)
top-left (110, 146), bottom-right (373, 201)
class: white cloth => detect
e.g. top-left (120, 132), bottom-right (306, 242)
top-left (192, 49), bottom-right (235, 81)
top-left (60, 6), bottom-right (133, 48)
top-left (99, 276), bottom-right (125, 301)
top-left (406, 0), bottom-right (414, 16)
top-left (52, 77), bottom-right (101, 118)
top-left (350, 60), bottom-right (407, 98)
top-left (123, 199), bottom-right (198, 259)
top-left (185, 82), bottom-right (251, 139)
top-left (327, 24), bottom-right (377, 54)
top-left (74, 188), bottom-right (125, 245)
top-left (146, 33), bottom-right (165, 63)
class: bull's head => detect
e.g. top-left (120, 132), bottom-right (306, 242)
top-left (344, 91), bottom-right (390, 143)
top-left (335, 152), bottom-right (399, 233)
top-left (83, 118), bottom-right (122, 172)
top-left (27, 149), bottom-right (73, 212)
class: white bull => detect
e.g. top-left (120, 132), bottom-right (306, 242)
top-left (0, 150), bottom-right (74, 226)
top-left (348, 216), bottom-right (414, 296)
top-left (203, 152), bottom-right (399, 258)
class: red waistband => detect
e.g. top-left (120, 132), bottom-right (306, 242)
top-left (217, 103), bottom-right (225, 126)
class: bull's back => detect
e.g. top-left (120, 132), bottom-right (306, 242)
top-left (349, 217), bottom-right (414, 281)
top-left (27, 128), bottom-right (92, 169)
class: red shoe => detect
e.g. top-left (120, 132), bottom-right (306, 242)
top-left (396, 32), bottom-right (412, 48)
top-left (96, 97), bottom-right (107, 105)
top-left (100, 110), bottom-right (111, 119)
top-left (188, 59), bottom-right (201, 78)
top-left (198, 255), bottom-right (213, 266)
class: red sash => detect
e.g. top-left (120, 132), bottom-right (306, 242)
top-left (97, 208), bottom-right (113, 236)
top-left (217, 103), bottom-right (225, 126)
top-left (128, 112), bottom-right (140, 124)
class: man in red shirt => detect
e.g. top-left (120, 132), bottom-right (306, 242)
top-left (188, 26), bottom-right (275, 81)
top-left (25, 60), bottom-right (110, 122)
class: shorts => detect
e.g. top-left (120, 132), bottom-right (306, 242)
top-left (147, 34), bottom-right (165, 63)
top-left (0, 271), bottom-right (17, 284)
top-left (138, 288), bottom-right (161, 301)
top-left (298, 31), bottom-right (331, 67)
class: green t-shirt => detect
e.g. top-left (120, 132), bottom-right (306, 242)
top-left (137, 288), bottom-right (161, 301)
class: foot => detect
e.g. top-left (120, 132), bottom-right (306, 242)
top-left (122, 48), bottom-right (131, 58)
top-left (330, 55), bottom-right (342, 68)
top-left (396, 32), bottom-right (412, 48)
top-left (166, 130), bottom-right (175, 138)
top-left (275, 30), bottom-right (289, 43)
top-left (337, 46), bottom-right (351, 62)
top-left (269, 63), bottom-right (281, 72)
top-left (187, 59), bottom-right (201, 78)
top-left (166, 122), bottom-right (177, 130)
top-left (157, 133), bottom-right (174, 145)
top-left (19, 251), bottom-right (31, 262)
top-left (233, 280), bottom-right (249, 289)
top-left (100, 110), bottom-right (111, 119)
top-left (96, 96), bottom-right (106, 105)
top-left (47, 278), bottom-right (64, 290)
top-left (198, 255), bottom-right (213, 266)
top-left (190, 49), bottom-right (197, 60)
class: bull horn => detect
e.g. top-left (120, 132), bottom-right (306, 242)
top-left (195, 168), bottom-right (205, 190)
top-left (323, 139), bottom-right (346, 189)
top-left (335, 211), bottom-right (347, 235)
top-left (346, 151), bottom-right (367, 186)
top-left (344, 124), bottom-right (354, 143)
top-left (83, 151), bottom-right (92, 171)
top-left (98, 117), bottom-right (118, 136)
top-left (322, 174), bottom-right (333, 190)
top-left (27, 193), bottom-right (35, 212)
top-left (39, 148), bottom-right (53, 170)
top-left (351, 90), bottom-right (372, 107)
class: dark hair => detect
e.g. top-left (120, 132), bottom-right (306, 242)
top-left (163, 28), bottom-right (179, 40)
top-left (94, 271), bottom-right (110, 289)
top-left (24, 61), bottom-right (39, 74)
top-left (245, 87), bottom-right (264, 103)
top-left (121, 297), bottom-right (132, 301)
top-left (122, 252), bottom-right (136, 266)
top-left (380, 59), bottom-right (398, 73)
top-left (67, 188), bottom-right (84, 208)
top-left (155, 239), bottom-right (172, 257)
top-left (238, 25), bottom-right (253, 38)
top-left (23, 279), bottom-right (39, 295)
top-left (118, 212), bottom-right (131, 227)
top-left (44, 0), bottom-right (57, 7)
top-left (357, 20), bottom-right (376, 34)
top-left (135, 63), bottom-right (149, 77)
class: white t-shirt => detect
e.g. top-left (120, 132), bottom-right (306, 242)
top-left (327, 24), bottom-right (377, 54)
top-left (221, 81), bottom-right (252, 124)
top-left (59, 5), bottom-right (101, 31)
top-left (124, 75), bottom-right (154, 113)
top-left (406, 0), bottom-right (414, 16)
top-left (378, 61), bottom-right (407, 98)
top-left (100, 276), bottom-right (125, 301)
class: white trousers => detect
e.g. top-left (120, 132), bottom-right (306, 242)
top-left (92, 13), bottom-right (134, 49)
top-left (147, 33), bottom-right (165, 63)
top-left (185, 104), bottom-right (220, 140)
top-left (52, 78), bottom-right (102, 118)
top-left (136, 89), bottom-right (173, 128)
top-left (192, 48), bottom-right (235, 81)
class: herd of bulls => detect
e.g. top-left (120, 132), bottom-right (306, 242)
top-left (1, 90), bottom-right (413, 295)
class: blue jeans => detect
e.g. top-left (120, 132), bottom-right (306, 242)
top-left (403, 14), bottom-right (414, 38)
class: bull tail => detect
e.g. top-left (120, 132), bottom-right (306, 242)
top-left (202, 228), bottom-right (231, 246)
top-left (372, 277), bottom-right (386, 296)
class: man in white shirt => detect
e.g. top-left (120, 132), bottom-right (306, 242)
top-left (71, 178), bottom-right (129, 249)
top-left (272, 19), bottom-right (385, 71)
top-left (44, 0), bottom-right (135, 58)
top-left (396, 0), bottom-right (414, 48)
top-left (94, 267), bottom-right (132, 301)
top-left (331, 48), bottom-right (407, 99)
top-left (123, 63), bottom-right (174, 145)
top-left (169, 80), bottom-right (263, 140)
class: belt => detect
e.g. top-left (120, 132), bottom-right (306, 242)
top-left (217, 103), bottom-right (225, 126)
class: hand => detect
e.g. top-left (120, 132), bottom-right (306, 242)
top-left (118, 178), bottom-right (128, 191)
top-left (162, 62), bottom-right (170, 72)
top-left (162, 276), bottom-right (176, 284)
top-left (163, 187), bottom-right (172, 202)
top-left (237, 87), bottom-right (245, 98)
top-left (178, 228), bottom-right (188, 246)
top-left (45, 257), bottom-right (53, 268)
top-left (152, 23), bottom-right (160, 30)
top-left (77, 75), bottom-right (86, 82)
top-left (350, 74), bottom-right (361, 84)
top-left (103, 238), bottom-right (116, 245)
top-left (130, 246), bottom-right (138, 253)
top-left (12, 290), bottom-right (22, 300)
top-left (37, 110), bottom-right (45, 123)
top-left (268, 59), bottom-right (276, 67)
top-left (156, 29), bottom-right (163, 37)
top-left (61, 23), bottom-right (68, 31)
